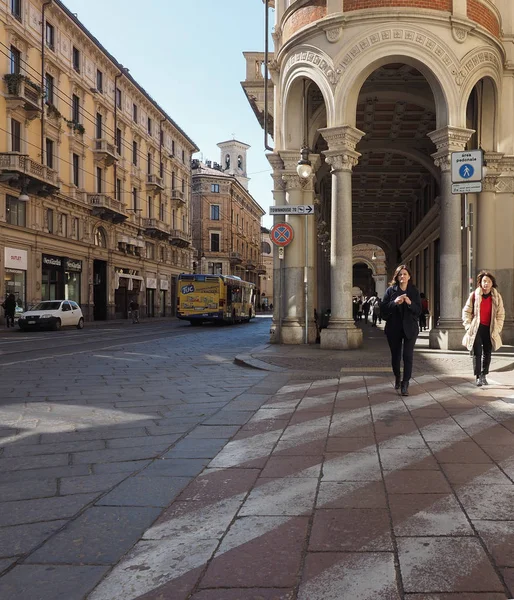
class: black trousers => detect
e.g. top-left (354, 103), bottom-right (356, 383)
top-left (472, 324), bottom-right (492, 376)
top-left (386, 331), bottom-right (417, 382)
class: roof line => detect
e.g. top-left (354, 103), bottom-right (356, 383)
top-left (53, 0), bottom-right (199, 152)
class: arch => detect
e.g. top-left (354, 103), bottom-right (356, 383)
top-left (94, 226), bottom-right (107, 248)
top-left (358, 144), bottom-right (440, 182)
top-left (460, 76), bottom-right (500, 152)
top-left (333, 26), bottom-right (460, 128)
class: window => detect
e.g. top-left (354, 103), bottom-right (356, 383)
top-left (132, 187), bottom-right (138, 211)
top-left (181, 150), bottom-right (185, 162)
top-left (160, 246), bottom-right (165, 262)
top-left (171, 140), bottom-right (175, 156)
top-left (147, 195), bottom-right (152, 218)
top-left (73, 217), bottom-right (79, 240)
top-left (159, 129), bottom-right (164, 146)
top-left (116, 178), bottom-right (122, 201)
top-left (94, 227), bottom-right (107, 248)
top-left (96, 69), bottom-right (103, 93)
top-left (147, 117), bottom-right (152, 135)
top-left (211, 184), bottom-right (220, 193)
top-left (210, 205), bottom-right (220, 220)
top-left (45, 22), bottom-right (54, 50)
top-left (171, 172), bottom-right (176, 189)
top-left (160, 203), bottom-right (165, 221)
top-left (72, 94), bottom-right (80, 123)
top-left (147, 152), bottom-right (152, 175)
top-left (133, 103), bottom-right (138, 122)
top-left (132, 141), bottom-right (138, 165)
top-left (10, 46), bottom-right (21, 75)
top-left (96, 112), bottom-right (102, 139)
top-left (11, 119), bottom-right (21, 152)
top-left (11, 0), bottom-right (21, 20)
top-left (72, 153), bottom-right (80, 187)
top-left (72, 46), bottom-right (80, 72)
top-left (116, 128), bottom-right (122, 155)
top-left (47, 208), bottom-right (54, 233)
top-left (96, 167), bottom-right (103, 193)
top-left (210, 233), bottom-right (220, 252)
top-left (45, 138), bottom-right (54, 169)
top-left (181, 178), bottom-right (185, 193)
top-left (45, 73), bottom-right (54, 104)
top-left (115, 87), bottom-right (122, 108)
top-left (160, 161), bottom-right (164, 178)
top-left (60, 213), bottom-right (67, 237)
top-left (146, 243), bottom-right (154, 260)
top-left (6, 195), bottom-right (26, 227)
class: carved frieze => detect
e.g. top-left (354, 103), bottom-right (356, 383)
top-left (285, 47), bottom-right (342, 87)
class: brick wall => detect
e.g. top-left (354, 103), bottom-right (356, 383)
top-left (467, 0), bottom-right (500, 37)
top-left (344, 0), bottom-right (451, 11)
top-left (283, 0), bottom-right (327, 39)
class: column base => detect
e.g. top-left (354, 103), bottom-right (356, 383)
top-left (320, 320), bottom-right (363, 350)
top-left (429, 320), bottom-right (465, 350)
top-left (280, 318), bottom-right (304, 345)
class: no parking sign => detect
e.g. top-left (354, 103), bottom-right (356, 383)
top-left (270, 222), bottom-right (294, 247)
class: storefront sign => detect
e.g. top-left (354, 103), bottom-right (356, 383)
top-left (146, 278), bottom-right (157, 289)
top-left (42, 254), bottom-right (62, 268)
top-left (64, 258), bottom-right (82, 272)
top-left (159, 279), bottom-right (169, 290)
top-left (5, 248), bottom-right (27, 270)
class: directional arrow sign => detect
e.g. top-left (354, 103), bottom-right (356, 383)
top-left (269, 205), bottom-right (314, 216)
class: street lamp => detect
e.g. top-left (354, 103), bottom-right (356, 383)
top-left (296, 146), bottom-right (312, 179)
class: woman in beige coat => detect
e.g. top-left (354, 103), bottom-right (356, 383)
top-left (462, 271), bottom-right (505, 386)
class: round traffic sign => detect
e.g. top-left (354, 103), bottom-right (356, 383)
top-left (459, 164), bottom-right (474, 179)
top-left (270, 222), bottom-right (294, 247)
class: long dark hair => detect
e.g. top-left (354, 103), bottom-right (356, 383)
top-left (389, 264), bottom-right (414, 287)
top-left (476, 270), bottom-right (498, 289)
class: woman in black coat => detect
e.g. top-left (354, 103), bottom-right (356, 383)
top-left (380, 265), bottom-right (422, 396)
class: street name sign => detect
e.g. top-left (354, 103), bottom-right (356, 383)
top-left (451, 150), bottom-right (483, 183)
top-left (269, 205), bottom-right (314, 215)
top-left (452, 182), bottom-right (483, 194)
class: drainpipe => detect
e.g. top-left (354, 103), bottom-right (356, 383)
top-left (264, 0), bottom-right (273, 151)
top-left (113, 69), bottom-right (125, 200)
top-left (41, 0), bottom-right (52, 164)
top-left (159, 117), bottom-right (166, 219)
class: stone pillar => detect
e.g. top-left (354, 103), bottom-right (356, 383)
top-left (476, 153), bottom-right (503, 272)
top-left (267, 152), bottom-right (286, 344)
top-left (319, 125), bottom-right (365, 350)
top-left (428, 126), bottom-right (474, 350)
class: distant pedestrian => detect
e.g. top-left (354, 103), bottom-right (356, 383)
top-left (371, 297), bottom-right (381, 327)
top-left (269, 303), bottom-right (273, 311)
top-left (380, 265), bottom-right (421, 396)
top-left (129, 299), bottom-right (140, 324)
top-left (2, 293), bottom-right (16, 328)
top-left (419, 293), bottom-right (429, 331)
top-left (462, 270), bottom-right (505, 386)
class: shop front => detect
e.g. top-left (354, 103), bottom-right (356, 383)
top-left (41, 254), bottom-right (82, 303)
top-left (4, 247), bottom-right (27, 313)
top-left (159, 278), bottom-right (168, 317)
top-left (114, 270), bottom-right (144, 319)
top-left (146, 277), bottom-right (157, 318)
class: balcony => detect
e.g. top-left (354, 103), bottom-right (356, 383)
top-left (170, 188), bottom-right (186, 205)
top-left (147, 174), bottom-right (164, 193)
top-left (256, 264), bottom-right (267, 275)
top-left (142, 217), bottom-right (170, 240)
top-left (88, 193), bottom-right (128, 224)
top-left (0, 153), bottom-right (58, 197)
top-left (4, 74), bottom-right (42, 120)
top-left (245, 260), bottom-right (257, 271)
top-left (229, 251), bottom-right (243, 265)
top-left (241, 52), bottom-right (274, 136)
top-left (169, 229), bottom-right (190, 248)
top-left (93, 139), bottom-right (117, 167)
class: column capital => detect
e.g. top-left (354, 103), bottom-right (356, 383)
top-left (325, 153), bottom-right (359, 172)
top-left (266, 152), bottom-right (286, 192)
top-left (319, 125), bottom-right (365, 154)
top-left (428, 126), bottom-right (475, 172)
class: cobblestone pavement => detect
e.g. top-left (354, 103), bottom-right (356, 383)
top-left (1, 317), bottom-right (514, 599)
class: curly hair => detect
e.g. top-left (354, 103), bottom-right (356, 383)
top-left (389, 264), bottom-right (414, 287)
top-left (477, 270), bottom-right (497, 289)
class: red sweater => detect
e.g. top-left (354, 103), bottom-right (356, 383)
top-left (480, 294), bottom-right (492, 326)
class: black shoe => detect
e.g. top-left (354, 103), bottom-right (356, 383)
top-left (394, 375), bottom-right (401, 390)
top-left (401, 381), bottom-right (409, 396)
top-left (480, 375), bottom-right (489, 385)
top-left (475, 377), bottom-right (482, 387)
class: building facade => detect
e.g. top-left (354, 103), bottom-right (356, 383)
top-left (259, 226), bottom-right (274, 309)
top-left (243, 0), bottom-right (514, 349)
top-left (191, 140), bottom-right (265, 288)
top-left (1, 0), bottom-right (197, 322)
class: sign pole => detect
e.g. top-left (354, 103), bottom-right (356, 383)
top-left (304, 214), bottom-right (308, 344)
top-left (464, 193), bottom-right (474, 294)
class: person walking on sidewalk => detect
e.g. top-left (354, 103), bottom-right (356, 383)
top-left (2, 293), bottom-right (16, 328)
top-left (380, 265), bottom-right (421, 396)
top-left (462, 270), bottom-right (505, 386)
top-left (129, 299), bottom-right (140, 324)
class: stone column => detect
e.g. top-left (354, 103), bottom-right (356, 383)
top-left (476, 153), bottom-right (503, 272)
top-left (319, 125), bottom-right (365, 350)
top-left (428, 126), bottom-right (474, 350)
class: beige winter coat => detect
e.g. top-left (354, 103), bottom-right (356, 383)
top-left (462, 287), bottom-right (505, 351)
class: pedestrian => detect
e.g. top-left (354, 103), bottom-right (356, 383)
top-left (462, 270), bottom-right (505, 386)
top-left (371, 296), bottom-right (381, 327)
top-left (269, 303), bottom-right (273, 311)
top-left (419, 293), bottom-right (429, 331)
top-left (362, 296), bottom-right (370, 324)
top-left (129, 298), bottom-right (140, 324)
top-left (380, 265), bottom-right (421, 396)
top-left (2, 293), bottom-right (16, 328)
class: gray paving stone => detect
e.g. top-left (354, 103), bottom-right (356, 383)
top-left (93, 460), bottom-right (151, 474)
top-left (96, 475), bottom-right (192, 507)
top-left (163, 438), bottom-right (229, 458)
top-left (106, 434), bottom-right (181, 449)
top-left (0, 565), bottom-right (109, 600)
top-left (185, 425), bottom-right (241, 439)
top-left (25, 506), bottom-right (161, 565)
top-left (39, 427), bottom-right (148, 444)
top-left (0, 520), bottom-right (67, 558)
top-left (71, 446), bottom-right (165, 465)
top-left (0, 479), bottom-right (57, 502)
top-left (202, 410), bottom-right (254, 426)
top-left (0, 493), bottom-right (97, 527)
top-left (0, 465), bottom-right (90, 484)
top-left (0, 558), bottom-right (17, 573)
top-left (59, 473), bottom-right (128, 495)
top-left (2, 439), bottom-right (105, 457)
top-left (145, 424), bottom-right (195, 436)
top-left (0, 453), bottom-right (70, 473)
top-left (143, 457), bottom-right (209, 477)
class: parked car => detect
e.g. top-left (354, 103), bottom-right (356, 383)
top-left (18, 300), bottom-right (84, 331)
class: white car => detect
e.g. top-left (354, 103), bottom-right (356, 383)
top-left (18, 300), bottom-right (84, 331)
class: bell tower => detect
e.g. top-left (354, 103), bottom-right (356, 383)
top-left (217, 139), bottom-right (250, 190)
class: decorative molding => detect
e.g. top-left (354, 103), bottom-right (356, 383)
top-left (496, 176), bottom-right (514, 194)
top-left (325, 153), bottom-right (359, 172)
top-left (319, 125), bottom-right (365, 154)
top-left (285, 47), bottom-right (342, 87)
top-left (325, 26), bottom-right (343, 44)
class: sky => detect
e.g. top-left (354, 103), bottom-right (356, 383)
top-left (63, 0), bottom-right (275, 228)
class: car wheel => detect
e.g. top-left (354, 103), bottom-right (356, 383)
top-left (54, 319), bottom-right (62, 331)
top-left (76, 317), bottom-right (84, 330)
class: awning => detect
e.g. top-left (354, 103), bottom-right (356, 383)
top-left (115, 273), bottom-right (145, 291)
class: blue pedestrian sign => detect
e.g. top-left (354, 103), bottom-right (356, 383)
top-left (451, 150), bottom-right (483, 183)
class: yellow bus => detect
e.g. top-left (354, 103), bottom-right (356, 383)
top-left (176, 274), bottom-right (256, 325)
